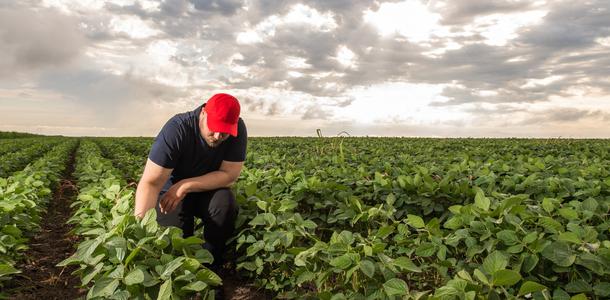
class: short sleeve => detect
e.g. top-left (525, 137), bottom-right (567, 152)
top-left (148, 117), bottom-right (182, 169)
top-left (223, 118), bottom-right (247, 162)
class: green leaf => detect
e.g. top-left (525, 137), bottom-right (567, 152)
top-left (196, 268), bottom-right (222, 286)
top-left (496, 230), bottom-right (520, 246)
top-left (576, 252), bottom-right (606, 275)
top-left (594, 282), bottom-right (610, 297)
top-left (160, 257), bottom-right (186, 280)
top-left (565, 280), bottom-right (592, 293)
top-left (542, 241), bottom-right (576, 267)
top-left (90, 278), bottom-right (120, 298)
top-left (393, 257), bottom-right (421, 272)
top-left (246, 240), bottom-right (265, 256)
top-left (359, 260), bottom-right (375, 278)
top-left (256, 200), bottom-right (267, 211)
top-left (124, 268), bottom-right (145, 285)
top-left (482, 251), bottom-right (508, 275)
top-left (558, 208), bottom-right (578, 220)
top-left (522, 254), bottom-right (539, 273)
top-left (330, 254), bottom-right (353, 270)
top-left (376, 225), bottom-right (394, 239)
top-left (570, 294), bottom-right (588, 300)
top-left (492, 269), bottom-right (521, 286)
top-left (157, 279), bottom-right (172, 300)
top-left (407, 214), bottom-right (425, 229)
top-left (474, 189), bottom-right (490, 211)
top-left (558, 232), bottom-right (582, 244)
top-left (523, 232), bottom-right (538, 244)
top-left (582, 198), bottom-right (599, 212)
top-left (296, 271), bottom-right (315, 285)
top-left (182, 281), bottom-right (208, 292)
top-left (473, 269), bottom-right (489, 285)
top-left (0, 264), bottom-right (20, 277)
top-left (553, 288), bottom-right (570, 300)
top-left (518, 281), bottom-right (547, 296)
top-left (82, 263), bottom-right (104, 285)
top-left (415, 243), bottom-right (436, 257)
top-left (263, 213), bottom-right (277, 226)
top-left (539, 217), bottom-right (563, 234)
top-left (383, 278), bottom-right (409, 296)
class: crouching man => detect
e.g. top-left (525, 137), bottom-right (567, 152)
top-left (134, 93), bottom-right (247, 299)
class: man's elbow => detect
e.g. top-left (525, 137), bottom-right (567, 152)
top-left (224, 173), bottom-right (239, 188)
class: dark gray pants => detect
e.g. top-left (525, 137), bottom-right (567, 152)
top-left (156, 180), bottom-right (239, 269)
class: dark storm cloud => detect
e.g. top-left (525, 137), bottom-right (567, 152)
top-left (0, 6), bottom-right (87, 78)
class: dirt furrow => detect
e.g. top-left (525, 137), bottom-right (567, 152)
top-left (5, 143), bottom-right (86, 299)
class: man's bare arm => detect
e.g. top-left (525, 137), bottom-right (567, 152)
top-left (158, 160), bottom-right (244, 214)
top-left (134, 158), bottom-right (173, 218)
top-left (180, 160), bottom-right (244, 193)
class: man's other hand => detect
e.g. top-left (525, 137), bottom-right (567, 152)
top-left (160, 181), bottom-right (187, 214)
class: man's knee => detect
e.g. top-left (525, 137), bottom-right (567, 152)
top-left (207, 188), bottom-right (238, 223)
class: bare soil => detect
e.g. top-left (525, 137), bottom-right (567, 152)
top-left (4, 147), bottom-right (86, 299)
top-left (220, 267), bottom-right (274, 300)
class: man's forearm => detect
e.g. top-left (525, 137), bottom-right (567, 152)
top-left (135, 181), bottom-right (162, 217)
top-left (180, 170), bottom-right (235, 194)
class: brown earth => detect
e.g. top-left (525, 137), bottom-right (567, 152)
top-left (4, 146), bottom-right (86, 299)
top-left (220, 267), bottom-right (274, 300)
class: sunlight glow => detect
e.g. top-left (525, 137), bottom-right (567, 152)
top-left (364, 1), bottom-right (444, 43)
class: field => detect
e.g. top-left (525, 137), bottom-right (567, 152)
top-left (0, 136), bottom-right (609, 299)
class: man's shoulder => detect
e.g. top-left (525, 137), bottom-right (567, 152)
top-left (162, 110), bottom-right (197, 138)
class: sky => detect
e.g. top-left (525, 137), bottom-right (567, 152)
top-left (0, 0), bottom-right (609, 137)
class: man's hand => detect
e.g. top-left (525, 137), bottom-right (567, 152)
top-left (160, 181), bottom-right (187, 214)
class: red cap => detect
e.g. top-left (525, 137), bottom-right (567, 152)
top-left (204, 93), bottom-right (241, 137)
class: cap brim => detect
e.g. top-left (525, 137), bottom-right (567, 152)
top-left (207, 117), bottom-right (238, 137)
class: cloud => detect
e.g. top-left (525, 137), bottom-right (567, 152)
top-left (433, 0), bottom-right (534, 25)
top-left (519, 108), bottom-right (607, 125)
top-left (301, 105), bottom-right (333, 120)
top-left (2, 0), bottom-right (609, 137)
top-left (189, 0), bottom-right (244, 16)
top-left (0, 6), bottom-right (87, 78)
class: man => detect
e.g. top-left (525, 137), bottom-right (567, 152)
top-left (134, 93), bottom-right (247, 298)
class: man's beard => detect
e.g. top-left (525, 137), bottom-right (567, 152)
top-left (205, 137), bottom-right (222, 148)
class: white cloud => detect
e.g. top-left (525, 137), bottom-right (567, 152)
top-left (521, 75), bottom-right (564, 89)
top-left (335, 45), bottom-right (357, 68)
top-left (284, 56), bottom-right (311, 69)
top-left (364, 0), bottom-right (445, 43)
top-left (333, 82), bottom-right (468, 125)
top-left (109, 15), bottom-right (161, 39)
top-left (471, 10), bottom-right (548, 46)
top-left (236, 4), bottom-right (337, 45)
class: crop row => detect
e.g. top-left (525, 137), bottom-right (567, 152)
top-left (59, 140), bottom-right (221, 299)
top-left (0, 138), bottom-right (61, 178)
top-left (228, 138), bottom-right (610, 299)
top-left (0, 140), bottom-right (76, 288)
top-left (95, 138), bottom-right (146, 183)
top-left (0, 138), bottom-right (38, 156)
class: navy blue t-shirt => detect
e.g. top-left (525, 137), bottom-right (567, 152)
top-left (149, 105), bottom-right (247, 183)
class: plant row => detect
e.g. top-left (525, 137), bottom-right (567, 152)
top-left (0, 139), bottom-right (76, 287)
top-left (59, 140), bottom-right (221, 299)
top-left (95, 138), bottom-right (146, 183)
top-left (0, 138), bottom-right (61, 178)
